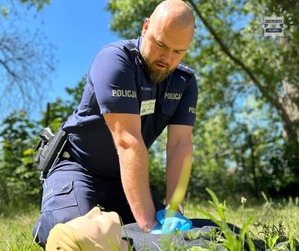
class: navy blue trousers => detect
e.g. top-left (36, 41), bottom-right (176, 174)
top-left (32, 159), bottom-right (164, 247)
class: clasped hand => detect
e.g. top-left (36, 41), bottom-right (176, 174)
top-left (150, 209), bottom-right (192, 234)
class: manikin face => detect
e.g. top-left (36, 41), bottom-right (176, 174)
top-left (140, 11), bottom-right (194, 84)
top-left (66, 207), bottom-right (121, 243)
top-left (65, 207), bottom-right (128, 251)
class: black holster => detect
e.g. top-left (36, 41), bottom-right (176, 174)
top-left (35, 127), bottom-right (68, 182)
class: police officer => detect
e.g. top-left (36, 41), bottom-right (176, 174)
top-left (33, 0), bottom-right (198, 246)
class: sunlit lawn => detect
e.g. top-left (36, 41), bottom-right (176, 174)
top-left (0, 207), bottom-right (42, 251)
top-left (186, 195), bottom-right (299, 249)
top-left (1, 197), bottom-right (299, 251)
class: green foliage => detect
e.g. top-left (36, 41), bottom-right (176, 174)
top-left (19, 0), bottom-right (50, 10)
top-left (1, 6), bottom-right (9, 18)
top-left (107, 0), bottom-right (161, 39)
top-left (0, 208), bottom-right (43, 251)
top-left (252, 193), bottom-right (298, 250)
top-left (149, 130), bottom-right (167, 196)
top-left (195, 188), bottom-right (257, 251)
top-left (0, 78), bottom-right (85, 212)
top-left (0, 111), bottom-right (42, 211)
top-left (256, 221), bottom-right (287, 249)
top-left (193, 188), bottom-right (298, 251)
top-left (39, 77), bottom-right (86, 130)
top-left (1, 0), bottom-right (50, 15)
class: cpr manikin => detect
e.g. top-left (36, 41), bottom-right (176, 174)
top-left (46, 207), bottom-right (128, 251)
top-left (45, 206), bottom-right (248, 250)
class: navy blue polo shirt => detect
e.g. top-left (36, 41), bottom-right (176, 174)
top-left (62, 37), bottom-right (198, 178)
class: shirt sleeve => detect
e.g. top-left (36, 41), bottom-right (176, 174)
top-left (88, 44), bottom-right (139, 115)
top-left (169, 73), bottom-right (198, 126)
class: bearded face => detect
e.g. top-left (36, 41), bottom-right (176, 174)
top-left (142, 56), bottom-right (175, 84)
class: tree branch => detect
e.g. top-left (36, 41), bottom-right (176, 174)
top-left (187, 0), bottom-right (296, 138)
top-left (0, 59), bottom-right (18, 78)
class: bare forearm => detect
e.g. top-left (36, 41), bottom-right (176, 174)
top-left (118, 142), bottom-right (157, 232)
top-left (166, 140), bottom-right (192, 204)
top-left (102, 113), bottom-right (157, 231)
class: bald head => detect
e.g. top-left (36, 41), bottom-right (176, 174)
top-left (150, 0), bottom-right (195, 32)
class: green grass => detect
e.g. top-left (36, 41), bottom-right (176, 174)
top-left (1, 192), bottom-right (299, 251)
top-left (186, 189), bottom-right (299, 250)
top-left (0, 207), bottom-right (42, 251)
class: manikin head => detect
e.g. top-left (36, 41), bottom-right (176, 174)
top-left (46, 207), bottom-right (128, 251)
top-left (140, 0), bottom-right (195, 84)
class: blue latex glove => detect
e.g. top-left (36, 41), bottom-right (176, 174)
top-left (149, 223), bottom-right (163, 234)
top-left (155, 209), bottom-right (192, 234)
